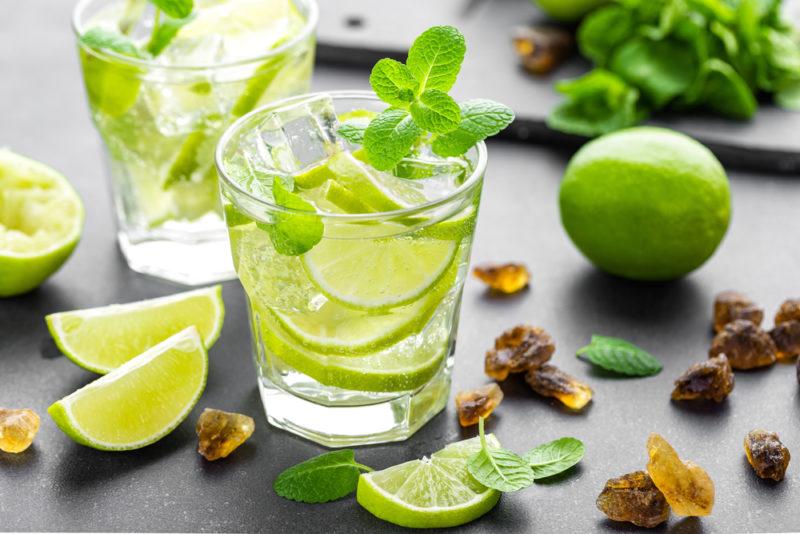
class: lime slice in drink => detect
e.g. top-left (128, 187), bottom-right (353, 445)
top-left (271, 260), bottom-right (456, 355)
top-left (0, 148), bottom-right (84, 297)
top-left (261, 314), bottom-right (447, 392)
top-left (46, 286), bottom-right (224, 374)
top-left (418, 203), bottom-right (478, 241)
top-left (48, 327), bottom-right (207, 451)
top-left (302, 223), bottom-right (458, 310)
top-left (357, 435), bottom-right (502, 528)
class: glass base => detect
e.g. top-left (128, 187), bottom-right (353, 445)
top-left (258, 361), bottom-right (452, 448)
top-left (118, 228), bottom-right (236, 286)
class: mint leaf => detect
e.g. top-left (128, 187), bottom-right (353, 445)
top-left (409, 89), bottom-right (461, 134)
top-left (274, 450), bottom-right (372, 503)
top-left (432, 99), bottom-right (514, 157)
top-left (149, 0), bottom-right (193, 19)
top-left (776, 79), bottom-right (800, 110)
top-left (524, 437), bottom-right (585, 480)
top-left (577, 335), bottom-right (663, 377)
top-left (145, 13), bottom-right (194, 56)
top-left (337, 121), bottom-right (367, 145)
top-left (261, 181), bottom-right (323, 256)
top-left (406, 25), bottom-right (466, 92)
top-left (369, 58), bottom-right (419, 108)
top-left (79, 27), bottom-right (143, 58)
top-left (467, 418), bottom-right (535, 493)
top-left (363, 108), bottom-right (421, 171)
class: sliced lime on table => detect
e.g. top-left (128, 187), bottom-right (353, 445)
top-left (47, 285), bottom-right (224, 374)
top-left (302, 222), bottom-right (457, 310)
top-left (48, 327), bottom-right (208, 451)
top-left (0, 148), bottom-right (84, 297)
top-left (357, 435), bottom-right (502, 528)
top-left (261, 315), bottom-right (447, 392)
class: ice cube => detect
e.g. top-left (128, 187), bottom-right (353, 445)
top-left (390, 157), bottom-right (470, 202)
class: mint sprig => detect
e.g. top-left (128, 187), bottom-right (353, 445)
top-left (351, 26), bottom-right (514, 171)
top-left (467, 418), bottom-right (535, 493)
top-left (273, 450), bottom-right (373, 503)
top-left (577, 335), bottom-right (663, 377)
top-left (80, 27), bottom-right (144, 58)
top-left (145, 12), bottom-right (195, 56)
top-left (524, 437), bottom-right (585, 480)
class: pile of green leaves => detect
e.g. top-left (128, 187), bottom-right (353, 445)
top-left (338, 26), bottom-right (515, 171)
top-left (549, 0), bottom-right (800, 136)
top-left (80, 0), bottom-right (195, 61)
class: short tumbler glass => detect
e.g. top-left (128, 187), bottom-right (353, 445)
top-left (72, 0), bottom-right (317, 285)
top-left (217, 92), bottom-right (488, 447)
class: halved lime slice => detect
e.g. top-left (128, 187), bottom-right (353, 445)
top-left (271, 260), bottom-right (456, 355)
top-left (48, 327), bottom-right (208, 451)
top-left (261, 314), bottom-right (448, 392)
top-left (46, 286), bottom-right (224, 374)
top-left (357, 434), bottom-right (502, 528)
top-left (418, 203), bottom-right (478, 241)
top-left (302, 223), bottom-right (458, 310)
top-left (0, 149), bottom-right (84, 297)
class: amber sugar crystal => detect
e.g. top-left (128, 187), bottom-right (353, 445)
top-left (512, 25), bottom-right (573, 75)
top-left (744, 429), bottom-right (790, 482)
top-left (712, 290), bottom-right (764, 333)
top-left (455, 383), bottom-right (504, 427)
top-left (775, 298), bottom-right (800, 325)
top-left (196, 408), bottom-right (255, 461)
top-left (485, 325), bottom-right (555, 380)
top-left (472, 263), bottom-right (530, 294)
top-left (525, 364), bottom-right (592, 410)
top-left (0, 408), bottom-right (40, 453)
top-left (671, 354), bottom-right (734, 403)
top-left (771, 299), bottom-right (800, 361)
top-left (596, 470), bottom-right (670, 528)
top-left (646, 433), bottom-right (714, 517)
top-left (709, 319), bottom-right (777, 370)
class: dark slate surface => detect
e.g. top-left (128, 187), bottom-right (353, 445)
top-left (317, 0), bottom-right (800, 173)
top-left (2, 1), bottom-right (800, 532)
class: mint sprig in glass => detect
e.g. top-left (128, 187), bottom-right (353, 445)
top-left (72, 0), bottom-right (317, 285)
top-left (215, 26), bottom-right (514, 447)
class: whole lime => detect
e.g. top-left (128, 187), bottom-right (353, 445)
top-left (559, 127), bottom-right (731, 281)
top-left (533, 0), bottom-right (609, 21)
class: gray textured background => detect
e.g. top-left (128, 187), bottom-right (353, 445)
top-left (2, 1), bottom-right (800, 532)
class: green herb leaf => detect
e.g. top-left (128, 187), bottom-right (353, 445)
top-left (578, 5), bottom-right (636, 66)
top-left (577, 335), bottom-right (663, 377)
top-left (337, 121), bottom-right (367, 145)
top-left (409, 89), bottom-right (461, 134)
top-left (79, 27), bottom-right (143, 58)
top-left (145, 13), bottom-right (195, 56)
top-left (776, 79), bottom-right (800, 110)
top-left (363, 108), bottom-right (421, 170)
top-left (696, 58), bottom-right (757, 118)
top-left (261, 180), bottom-right (323, 256)
top-left (431, 99), bottom-right (514, 157)
top-left (406, 25), bottom-right (466, 92)
top-left (149, 0), bottom-right (193, 19)
top-left (274, 450), bottom-right (372, 503)
top-left (467, 418), bottom-right (535, 493)
top-left (524, 437), bottom-right (585, 480)
top-left (369, 58), bottom-right (419, 108)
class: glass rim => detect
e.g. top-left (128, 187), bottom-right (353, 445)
top-left (71, 0), bottom-right (319, 71)
top-left (215, 90), bottom-right (489, 222)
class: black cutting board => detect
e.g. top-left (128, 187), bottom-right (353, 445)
top-left (317, 0), bottom-right (800, 173)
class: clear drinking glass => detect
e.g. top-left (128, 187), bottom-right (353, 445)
top-left (216, 91), bottom-right (488, 447)
top-left (72, 0), bottom-right (318, 285)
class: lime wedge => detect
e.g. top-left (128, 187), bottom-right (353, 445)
top-left (48, 327), bottom-right (208, 451)
top-left (0, 148), bottom-right (84, 297)
top-left (302, 223), bottom-right (457, 310)
top-left (46, 286), bottom-right (224, 374)
top-left (272, 260), bottom-right (456, 354)
top-left (418, 203), bottom-right (478, 241)
top-left (357, 435), bottom-right (502, 528)
top-left (261, 313), bottom-right (447, 392)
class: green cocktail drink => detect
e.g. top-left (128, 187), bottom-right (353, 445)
top-left (72, 0), bottom-right (317, 284)
top-left (217, 92), bottom-right (488, 446)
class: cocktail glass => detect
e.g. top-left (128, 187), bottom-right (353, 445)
top-left (72, 0), bottom-right (317, 284)
top-left (216, 91), bottom-right (488, 447)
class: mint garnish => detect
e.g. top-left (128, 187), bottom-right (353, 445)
top-left (466, 418), bottom-right (535, 493)
top-left (149, 0), bottom-right (193, 20)
top-left (145, 13), bottom-right (195, 56)
top-left (524, 437), bottom-right (585, 480)
top-left (79, 27), bottom-right (144, 58)
top-left (273, 449), bottom-right (373, 504)
top-left (577, 335), bottom-right (663, 377)
top-left (260, 180), bottom-right (323, 256)
top-left (352, 26), bottom-right (514, 171)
